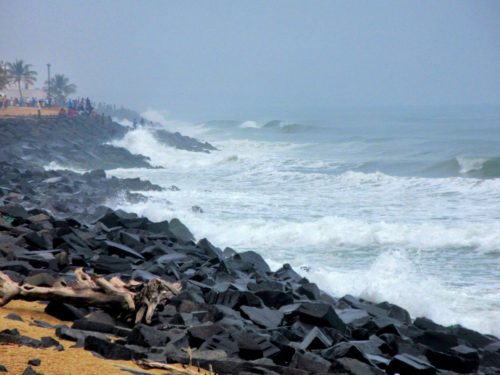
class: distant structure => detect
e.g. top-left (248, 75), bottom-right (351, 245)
top-left (0, 60), bottom-right (46, 100)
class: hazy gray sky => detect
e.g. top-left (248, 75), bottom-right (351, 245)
top-left (1, 0), bottom-right (499, 117)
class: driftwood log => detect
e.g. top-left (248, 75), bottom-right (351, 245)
top-left (0, 268), bottom-right (181, 324)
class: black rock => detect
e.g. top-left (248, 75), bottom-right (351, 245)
top-left (449, 324), bottom-right (496, 349)
top-left (336, 308), bottom-right (371, 327)
top-left (199, 332), bottom-right (239, 357)
top-left (104, 240), bottom-right (144, 259)
top-left (386, 354), bottom-right (436, 375)
top-left (197, 238), bottom-right (223, 259)
top-left (207, 290), bottom-right (263, 309)
top-left (5, 312), bottom-right (23, 321)
top-left (0, 364), bottom-right (7, 372)
top-left (234, 330), bottom-right (280, 360)
top-left (0, 204), bottom-right (29, 219)
top-left (55, 326), bottom-right (109, 344)
top-left (425, 347), bottom-right (479, 373)
top-left (255, 290), bottom-right (294, 309)
top-left (72, 318), bottom-right (116, 334)
top-left (376, 301), bottom-right (412, 324)
top-left (188, 323), bottom-right (224, 348)
top-left (169, 218), bottom-right (195, 242)
top-left (41, 336), bottom-right (64, 350)
top-left (413, 330), bottom-right (459, 352)
top-left (290, 349), bottom-right (332, 373)
top-left (84, 336), bottom-right (138, 360)
top-left (332, 358), bottom-right (384, 374)
top-left (281, 302), bottom-right (348, 334)
top-left (322, 341), bottom-right (372, 365)
top-left (298, 326), bottom-right (333, 350)
top-left (92, 255), bottom-right (132, 274)
top-left (240, 306), bottom-right (284, 329)
top-left (126, 324), bottom-right (169, 347)
top-left (22, 366), bottom-right (42, 375)
top-left (228, 251), bottom-right (271, 274)
top-left (45, 301), bottom-right (86, 321)
top-left (27, 358), bottom-right (41, 366)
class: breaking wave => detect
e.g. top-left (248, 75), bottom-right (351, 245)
top-left (427, 156), bottom-right (500, 178)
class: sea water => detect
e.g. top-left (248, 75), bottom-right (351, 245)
top-left (104, 106), bottom-right (500, 336)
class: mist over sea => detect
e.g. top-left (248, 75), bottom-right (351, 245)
top-left (99, 106), bottom-right (500, 336)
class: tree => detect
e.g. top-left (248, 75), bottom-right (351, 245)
top-left (6, 59), bottom-right (37, 100)
top-left (45, 74), bottom-right (77, 105)
top-left (0, 65), bottom-right (9, 90)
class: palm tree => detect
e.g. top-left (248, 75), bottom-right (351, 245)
top-left (45, 74), bottom-right (77, 105)
top-left (6, 59), bottom-right (37, 100)
top-left (0, 65), bottom-right (9, 90)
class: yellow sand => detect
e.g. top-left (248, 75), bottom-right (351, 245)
top-left (0, 300), bottom-right (210, 375)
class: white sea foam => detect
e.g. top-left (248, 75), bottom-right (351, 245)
top-left (239, 120), bottom-right (262, 129)
top-left (456, 156), bottom-right (488, 174)
top-left (307, 251), bottom-right (500, 336)
top-left (106, 112), bottom-right (500, 336)
top-left (141, 109), bottom-right (209, 137)
top-left (112, 117), bottom-right (134, 128)
top-left (43, 161), bottom-right (87, 174)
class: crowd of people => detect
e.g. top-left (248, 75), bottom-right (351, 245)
top-left (0, 94), bottom-right (95, 117)
top-left (0, 95), bottom-right (53, 109)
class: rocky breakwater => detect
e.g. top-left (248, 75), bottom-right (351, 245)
top-left (0, 205), bottom-right (499, 374)
top-left (0, 116), bottom-right (215, 170)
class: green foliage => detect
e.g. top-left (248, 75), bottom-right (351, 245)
top-left (6, 59), bottom-right (38, 99)
top-left (0, 66), bottom-right (9, 90)
top-left (45, 74), bottom-right (77, 105)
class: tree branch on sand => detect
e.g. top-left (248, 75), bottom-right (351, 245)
top-left (0, 268), bottom-right (181, 324)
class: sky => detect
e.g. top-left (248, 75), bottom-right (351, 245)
top-left (1, 0), bottom-right (499, 118)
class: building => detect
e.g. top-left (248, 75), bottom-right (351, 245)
top-left (0, 60), bottom-right (46, 100)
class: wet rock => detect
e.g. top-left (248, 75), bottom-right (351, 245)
top-left (376, 301), bottom-right (412, 324)
top-left (197, 238), bottom-right (223, 259)
top-left (413, 330), bottom-right (459, 352)
top-left (425, 347), bottom-right (479, 373)
top-left (449, 324), bottom-right (496, 348)
top-left (336, 308), bottom-right (371, 327)
top-left (169, 218), bottom-right (194, 242)
top-left (228, 251), bottom-right (271, 274)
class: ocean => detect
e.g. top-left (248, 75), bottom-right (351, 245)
top-left (105, 106), bottom-right (500, 336)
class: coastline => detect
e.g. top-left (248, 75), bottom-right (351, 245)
top-left (1, 115), bottom-right (499, 374)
